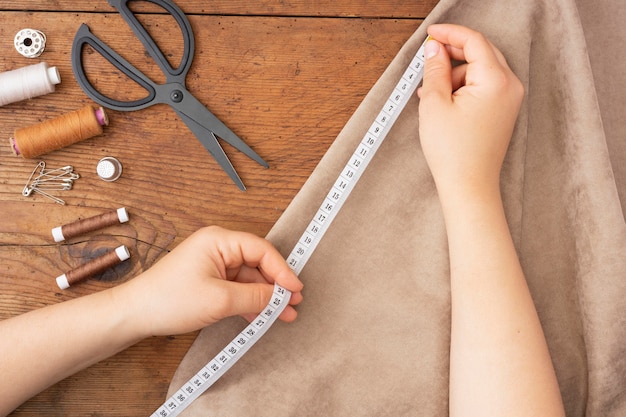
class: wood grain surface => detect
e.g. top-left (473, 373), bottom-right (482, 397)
top-left (0, 1), bottom-right (437, 414)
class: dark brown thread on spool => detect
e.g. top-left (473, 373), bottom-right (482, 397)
top-left (11, 104), bottom-right (108, 158)
top-left (60, 247), bottom-right (129, 288)
top-left (52, 208), bottom-right (129, 242)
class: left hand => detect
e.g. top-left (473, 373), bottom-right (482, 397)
top-left (114, 226), bottom-right (304, 337)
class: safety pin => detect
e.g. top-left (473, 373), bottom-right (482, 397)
top-left (38, 177), bottom-right (76, 184)
top-left (37, 165), bottom-right (72, 175)
top-left (36, 167), bottom-right (79, 182)
top-left (22, 161), bottom-right (78, 204)
top-left (22, 161), bottom-right (46, 196)
top-left (35, 173), bottom-right (80, 183)
top-left (31, 182), bottom-right (73, 191)
top-left (30, 187), bottom-right (66, 205)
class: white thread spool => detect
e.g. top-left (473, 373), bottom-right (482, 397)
top-left (0, 62), bottom-right (61, 107)
top-left (14, 29), bottom-right (47, 58)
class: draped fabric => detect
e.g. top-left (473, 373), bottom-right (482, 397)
top-left (170, 0), bottom-right (626, 415)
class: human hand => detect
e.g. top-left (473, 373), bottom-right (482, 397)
top-left (417, 24), bottom-right (524, 199)
top-left (114, 226), bottom-right (304, 337)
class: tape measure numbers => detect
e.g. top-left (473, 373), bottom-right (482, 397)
top-left (151, 36), bottom-right (429, 417)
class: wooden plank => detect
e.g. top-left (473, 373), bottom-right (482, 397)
top-left (0, 0), bottom-right (438, 18)
top-left (0, 5), bottom-right (431, 414)
top-left (0, 13), bottom-right (421, 232)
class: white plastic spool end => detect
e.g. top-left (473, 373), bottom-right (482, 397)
top-left (117, 207), bottom-right (129, 223)
top-left (56, 274), bottom-right (70, 290)
top-left (46, 65), bottom-right (61, 85)
top-left (51, 226), bottom-right (65, 243)
top-left (115, 245), bottom-right (131, 261)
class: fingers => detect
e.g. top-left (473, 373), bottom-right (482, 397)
top-left (426, 24), bottom-right (507, 69)
top-left (418, 56), bottom-right (467, 99)
top-left (426, 24), bottom-right (516, 94)
top-left (418, 24), bottom-right (521, 104)
top-left (451, 64), bottom-right (468, 92)
top-left (219, 280), bottom-right (302, 323)
top-left (418, 38), bottom-right (453, 102)
top-left (200, 226), bottom-right (304, 322)
top-left (228, 265), bottom-right (304, 306)
top-left (205, 226), bottom-right (304, 294)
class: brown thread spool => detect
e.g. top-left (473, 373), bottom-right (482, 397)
top-left (10, 104), bottom-right (109, 158)
top-left (52, 207), bottom-right (129, 242)
top-left (56, 245), bottom-right (130, 290)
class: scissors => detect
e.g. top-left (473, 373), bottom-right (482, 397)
top-left (71, 0), bottom-right (268, 191)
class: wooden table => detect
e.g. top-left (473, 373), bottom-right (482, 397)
top-left (0, 1), bottom-right (437, 414)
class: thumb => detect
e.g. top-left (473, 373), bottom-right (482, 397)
top-left (418, 39), bottom-right (452, 101)
top-left (218, 281), bottom-right (298, 323)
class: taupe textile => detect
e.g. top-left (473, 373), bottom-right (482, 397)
top-left (169, 0), bottom-right (626, 415)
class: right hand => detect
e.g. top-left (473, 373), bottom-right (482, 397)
top-left (417, 24), bottom-right (524, 199)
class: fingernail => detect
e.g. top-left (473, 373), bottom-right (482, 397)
top-left (424, 40), bottom-right (440, 60)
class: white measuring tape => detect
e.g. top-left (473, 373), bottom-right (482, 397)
top-left (150, 35), bottom-right (429, 417)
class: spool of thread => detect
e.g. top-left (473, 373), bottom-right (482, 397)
top-left (56, 245), bottom-right (130, 290)
top-left (10, 104), bottom-right (109, 158)
top-left (14, 29), bottom-right (47, 58)
top-left (52, 207), bottom-right (129, 243)
top-left (0, 62), bottom-right (60, 106)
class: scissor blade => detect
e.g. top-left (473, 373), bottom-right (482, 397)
top-left (177, 93), bottom-right (269, 168)
top-left (177, 111), bottom-right (246, 191)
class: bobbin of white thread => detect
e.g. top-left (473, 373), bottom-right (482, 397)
top-left (0, 62), bottom-right (61, 107)
top-left (14, 29), bottom-right (47, 58)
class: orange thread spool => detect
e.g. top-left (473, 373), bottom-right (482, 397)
top-left (55, 245), bottom-right (130, 290)
top-left (10, 104), bottom-right (109, 158)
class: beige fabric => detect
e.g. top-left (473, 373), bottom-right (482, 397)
top-left (169, 0), bottom-right (626, 415)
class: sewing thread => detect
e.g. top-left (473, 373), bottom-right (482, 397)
top-left (14, 29), bottom-right (47, 58)
top-left (10, 104), bottom-right (109, 158)
top-left (52, 207), bottom-right (129, 243)
top-left (56, 245), bottom-right (131, 290)
top-left (0, 62), bottom-right (60, 106)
